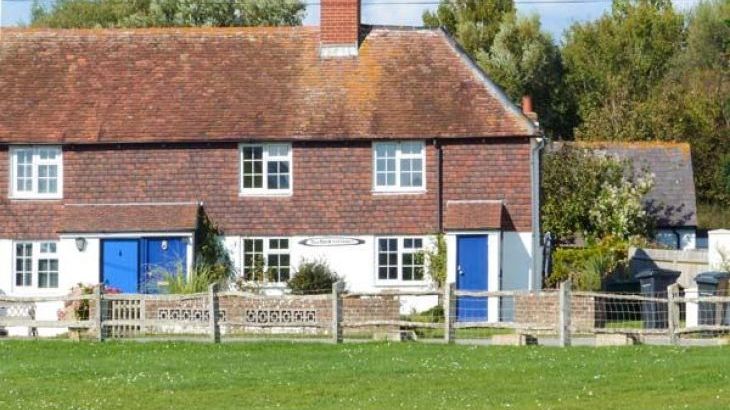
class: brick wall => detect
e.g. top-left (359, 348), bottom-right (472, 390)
top-left (514, 293), bottom-right (605, 331)
top-left (0, 138), bottom-right (532, 238)
top-left (442, 138), bottom-right (532, 231)
top-left (320, 0), bottom-right (360, 45)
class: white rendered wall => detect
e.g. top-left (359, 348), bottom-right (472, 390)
top-left (501, 232), bottom-right (534, 291)
top-left (58, 237), bottom-right (101, 293)
top-left (224, 235), bottom-right (439, 312)
top-left (0, 239), bottom-right (11, 295)
top-left (708, 229), bottom-right (730, 270)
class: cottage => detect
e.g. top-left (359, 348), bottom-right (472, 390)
top-left (0, 0), bottom-right (543, 322)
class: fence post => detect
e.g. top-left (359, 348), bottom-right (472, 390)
top-left (332, 281), bottom-right (345, 344)
top-left (139, 296), bottom-right (147, 337)
top-left (94, 285), bottom-right (104, 342)
top-left (667, 283), bottom-right (679, 345)
top-left (559, 280), bottom-right (572, 347)
top-left (443, 283), bottom-right (455, 344)
top-left (208, 283), bottom-right (220, 344)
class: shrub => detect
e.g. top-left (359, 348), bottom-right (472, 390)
top-left (160, 262), bottom-right (230, 294)
top-left (546, 236), bottom-right (637, 290)
top-left (288, 259), bottom-right (342, 294)
top-left (422, 233), bottom-right (447, 289)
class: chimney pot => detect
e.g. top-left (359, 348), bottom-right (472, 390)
top-left (521, 95), bottom-right (533, 114)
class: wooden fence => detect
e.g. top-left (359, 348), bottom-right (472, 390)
top-left (1, 281), bottom-right (729, 346)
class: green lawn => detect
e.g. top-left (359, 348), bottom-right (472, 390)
top-left (1, 341), bottom-right (729, 409)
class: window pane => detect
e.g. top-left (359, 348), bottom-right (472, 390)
top-left (279, 175), bottom-right (289, 189)
top-left (268, 175), bottom-right (279, 189)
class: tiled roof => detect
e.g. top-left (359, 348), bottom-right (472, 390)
top-left (0, 26), bottom-right (536, 144)
top-left (555, 141), bottom-right (697, 228)
top-left (58, 203), bottom-right (199, 233)
top-left (444, 200), bottom-right (503, 230)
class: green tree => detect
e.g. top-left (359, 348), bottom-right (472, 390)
top-left (643, 0), bottom-right (729, 205)
top-left (423, 0), bottom-right (514, 56)
top-left (31, 0), bottom-right (305, 28)
top-left (562, 0), bottom-right (685, 140)
top-left (478, 13), bottom-right (573, 137)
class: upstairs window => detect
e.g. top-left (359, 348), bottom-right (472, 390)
top-left (10, 146), bottom-right (63, 199)
top-left (240, 144), bottom-right (292, 195)
top-left (373, 141), bottom-right (425, 192)
top-left (14, 241), bottom-right (59, 289)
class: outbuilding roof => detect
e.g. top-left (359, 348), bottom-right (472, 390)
top-left (0, 26), bottom-right (536, 144)
top-left (555, 141), bottom-right (698, 228)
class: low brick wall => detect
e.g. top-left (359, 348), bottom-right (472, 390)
top-left (342, 295), bottom-right (400, 336)
top-left (219, 294), bottom-right (332, 336)
top-left (514, 292), bottom-right (605, 332)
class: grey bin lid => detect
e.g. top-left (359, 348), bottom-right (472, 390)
top-left (635, 269), bottom-right (681, 280)
top-left (694, 271), bottom-right (730, 285)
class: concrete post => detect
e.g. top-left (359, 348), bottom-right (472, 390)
top-left (559, 280), bottom-right (572, 347)
top-left (94, 285), bottom-right (104, 342)
top-left (332, 281), bottom-right (345, 344)
top-left (444, 283), bottom-right (456, 344)
top-left (208, 283), bottom-right (220, 344)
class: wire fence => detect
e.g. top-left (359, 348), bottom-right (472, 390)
top-left (1, 281), bottom-right (729, 345)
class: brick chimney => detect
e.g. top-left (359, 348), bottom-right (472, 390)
top-left (320, 0), bottom-right (361, 58)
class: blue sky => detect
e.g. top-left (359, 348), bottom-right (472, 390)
top-left (0, 0), bottom-right (699, 42)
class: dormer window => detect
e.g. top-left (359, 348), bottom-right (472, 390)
top-left (9, 146), bottom-right (63, 199)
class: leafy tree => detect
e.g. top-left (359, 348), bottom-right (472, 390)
top-left (562, 0), bottom-right (685, 140)
top-left (31, 0), bottom-right (305, 28)
top-left (422, 0), bottom-right (514, 56)
top-left (643, 0), bottom-right (730, 205)
top-left (478, 13), bottom-right (573, 137)
top-left (541, 145), bottom-right (654, 242)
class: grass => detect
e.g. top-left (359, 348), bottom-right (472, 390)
top-left (1, 341), bottom-right (729, 409)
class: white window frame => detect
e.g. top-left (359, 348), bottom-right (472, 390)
top-left (372, 141), bottom-right (426, 193)
top-left (13, 241), bottom-right (60, 290)
top-left (241, 237), bottom-right (291, 284)
top-left (9, 146), bottom-right (63, 200)
top-left (239, 143), bottom-right (293, 196)
top-left (375, 236), bottom-right (428, 286)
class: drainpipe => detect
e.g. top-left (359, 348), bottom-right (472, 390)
top-left (434, 139), bottom-right (443, 233)
top-left (529, 135), bottom-right (545, 291)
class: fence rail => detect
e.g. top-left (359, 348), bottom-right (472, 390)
top-left (1, 281), bottom-right (728, 345)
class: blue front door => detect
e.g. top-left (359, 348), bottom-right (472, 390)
top-left (456, 235), bottom-right (488, 322)
top-left (140, 238), bottom-right (188, 294)
top-left (101, 239), bottom-right (140, 293)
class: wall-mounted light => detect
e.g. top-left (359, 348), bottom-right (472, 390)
top-left (75, 237), bottom-right (87, 252)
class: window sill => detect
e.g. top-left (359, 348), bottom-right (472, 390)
top-left (372, 189), bottom-right (427, 196)
top-left (9, 196), bottom-right (63, 201)
top-left (374, 281), bottom-right (432, 288)
top-left (238, 192), bottom-right (292, 198)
